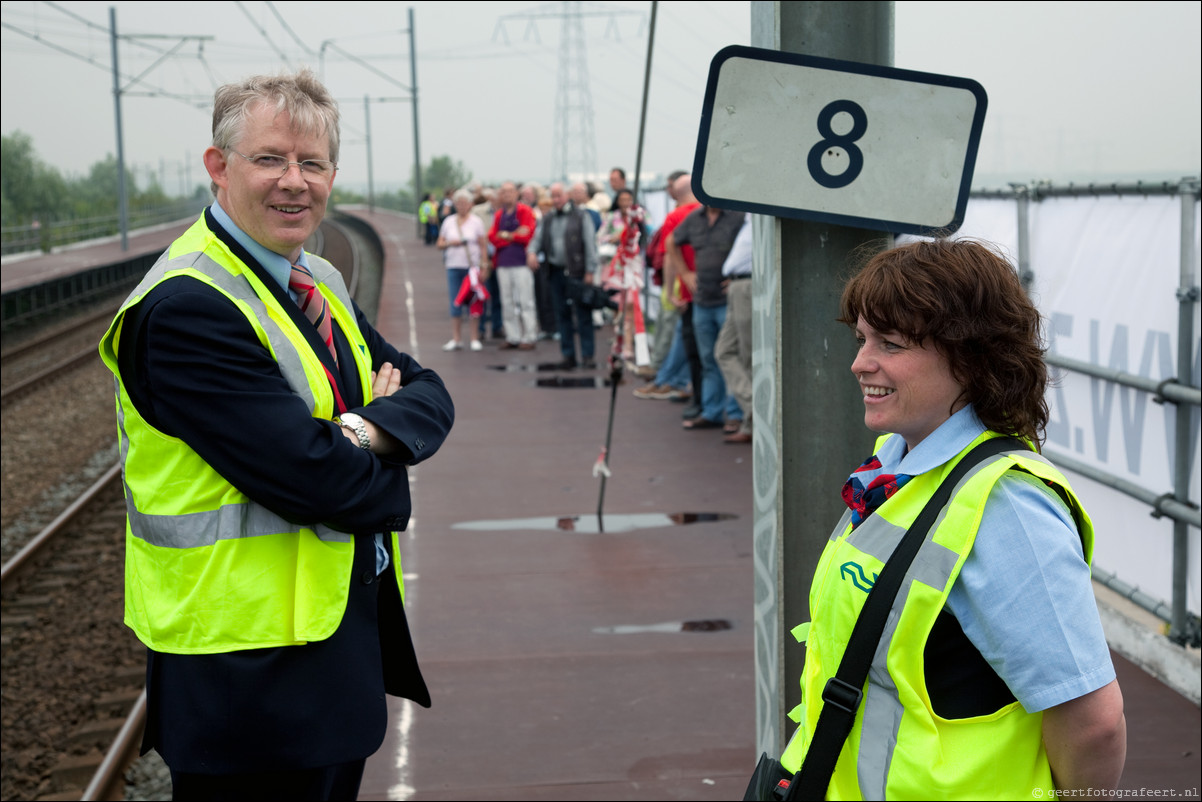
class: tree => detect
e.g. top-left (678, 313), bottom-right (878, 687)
top-left (331, 186), bottom-right (366, 206)
top-left (1, 131), bottom-right (69, 224)
top-left (72, 154), bottom-right (137, 214)
top-left (415, 155), bottom-right (472, 199)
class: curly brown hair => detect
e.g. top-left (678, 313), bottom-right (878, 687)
top-left (838, 238), bottom-right (1049, 446)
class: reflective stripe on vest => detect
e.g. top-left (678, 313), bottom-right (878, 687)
top-left (780, 432), bottom-right (1094, 799)
top-left (98, 215), bottom-right (392, 654)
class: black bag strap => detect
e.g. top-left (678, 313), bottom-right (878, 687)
top-left (787, 435), bottom-right (1025, 799)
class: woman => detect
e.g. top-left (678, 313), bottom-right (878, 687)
top-left (437, 189), bottom-right (490, 351)
top-left (597, 188), bottom-right (648, 365)
top-left (776, 239), bottom-right (1126, 799)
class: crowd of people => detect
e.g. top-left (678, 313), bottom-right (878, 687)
top-left (429, 166), bottom-right (755, 444)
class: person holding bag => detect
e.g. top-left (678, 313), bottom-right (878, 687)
top-left (437, 189), bottom-right (490, 352)
top-left (753, 238), bottom-right (1125, 800)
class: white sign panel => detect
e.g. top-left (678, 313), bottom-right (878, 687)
top-left (907, 194), bottom-right (1202, 615)
top-left (693, 46), bottom-right (988, 235)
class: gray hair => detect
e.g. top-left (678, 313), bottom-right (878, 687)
top-left (453, 189), bottom-right (473, 204)
top-left (212, 68), bottom-right (340, 162)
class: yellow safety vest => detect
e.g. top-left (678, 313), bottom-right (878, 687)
top-left (780, 431), bottom-right (1094, 799)
top-left (98, 214), bottom-right (402, 655)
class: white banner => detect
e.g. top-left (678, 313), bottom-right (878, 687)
top-left (944, 194), bottom-right (1201, 616)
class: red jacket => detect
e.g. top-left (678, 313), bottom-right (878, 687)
top-left (658, 201), bottom-right (699, 302)
top-left (488, 203), bottom-right (537, 267)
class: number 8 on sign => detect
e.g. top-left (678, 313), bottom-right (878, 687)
top-left (807, 99), bottom-right (868, 189)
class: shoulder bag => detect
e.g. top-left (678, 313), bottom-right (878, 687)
top-left (744, 436), bottom-right (1024, 801)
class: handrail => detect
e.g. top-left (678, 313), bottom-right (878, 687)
top-left (971, 179), bottom-right (1200, 200)
top-left (1042, 448), bottom-right (1201, 530)
top-left (1003, 177), bottom-right (1201, 646)
top-left (1045, 352), bottom-right (1202, 408)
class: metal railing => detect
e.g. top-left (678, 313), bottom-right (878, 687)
top-left (978, 177), bottom-right (1201, 647)
top-left (1, 198), bottom-right (205, 256)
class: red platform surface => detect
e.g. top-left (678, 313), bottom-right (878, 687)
top-left (342, 207), bottom-right (1199, 801)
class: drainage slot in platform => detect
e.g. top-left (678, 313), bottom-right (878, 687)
top-left (534, 376), bottom-right (609, 388)
top-left (488, 363), bottom-right (564, 373)
top-left (593, 619), bottom-right (733, 635)
top-left (451, 512), bottom-right (736, 534)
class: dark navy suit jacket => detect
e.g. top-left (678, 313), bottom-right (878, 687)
top-left (116, 210), bottom-right (454, 773)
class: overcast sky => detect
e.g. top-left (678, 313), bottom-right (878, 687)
top-left (2, 1), bottom-right (1199, 197)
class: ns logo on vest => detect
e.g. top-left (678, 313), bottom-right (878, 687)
top-left (840, 561), bottom-right (877, 593)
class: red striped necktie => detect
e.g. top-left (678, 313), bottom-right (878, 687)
top-left (289, 262), bottom-right (338, 365)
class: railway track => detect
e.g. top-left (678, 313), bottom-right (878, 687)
top-left (0, 305), bottom-right (119, 410)
top-left (0, 467), bottom-right (138, 801)
top-left (0, 218), bottom-right (358, 410)
top-left (0, 216), bottom-right (371, 801)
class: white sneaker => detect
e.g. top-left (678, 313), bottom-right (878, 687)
top-left (470, 339), bottom-right (483, 351)
top-left (442, 339), bottom-right (462, 351)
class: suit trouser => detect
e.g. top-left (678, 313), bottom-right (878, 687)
top-left (548, 266), bottom-right (595, 360)
top-left (533, 261), bottom-right (557, 334)
top-left (680, 303), bottom-right (702, 404)
top-left (715, 278), bottom-right (753, 433)
top-left (170, 758), bottom-right (365, 801)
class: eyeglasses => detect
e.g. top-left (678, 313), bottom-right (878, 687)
top-left (230, 151), bottom-right (337, 181)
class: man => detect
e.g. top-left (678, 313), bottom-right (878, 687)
top-left (634, 172), bottom-right (700, 402)
top-left (527, 182), bottom-right (599, 370)
top-left (438, 187), bottom-right (455, 227)
top-left (672, 202), bottom-right (746, 431)
top-left (642, 169), bottom-right (689, 378)
top-left (97, 69), bottom-right (455, 800)
top-left (570, 181), bottom-right (602, 233)
top-left (470, 185), bottom-right (503, 339)
top-left (469, 183), bottom-right (493, 227)
top-left (488, 181), bottom-right (539, 349)
top-left (714, 213), bottom-right (753, 443)
top-left (418, 193), bottom-right (438, 245)
top-left (519, 182), bottom-right (541, 212)
top-left (523, 182), bottom-right (556, 339)
top-left (609, 166), bottom-right (628, 202)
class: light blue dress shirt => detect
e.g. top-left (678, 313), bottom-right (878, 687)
top-left (866, 405), bottom-right (1115, 712)
top-left (210, 203), bottom-right (390, 574)
top-left (211, 201), bottom-right (305, 292)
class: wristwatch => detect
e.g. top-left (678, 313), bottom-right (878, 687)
top-left (336, 412), bottom-right (371, 451)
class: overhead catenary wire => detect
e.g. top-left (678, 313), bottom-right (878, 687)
top-left (266, 0), bottom-right (317, 57)
top-left (0, 19), bottom-right (210, 111)
top-left (2, 1), bottom-right (743, 192)
top-left (234, 0), bottom-right (292, 67)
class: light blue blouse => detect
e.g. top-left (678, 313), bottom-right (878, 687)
top-left (868, 405), bottom-right (1115, 712)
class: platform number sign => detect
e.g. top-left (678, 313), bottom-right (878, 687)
top-left (692, 46), bottom-right (988, 235)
